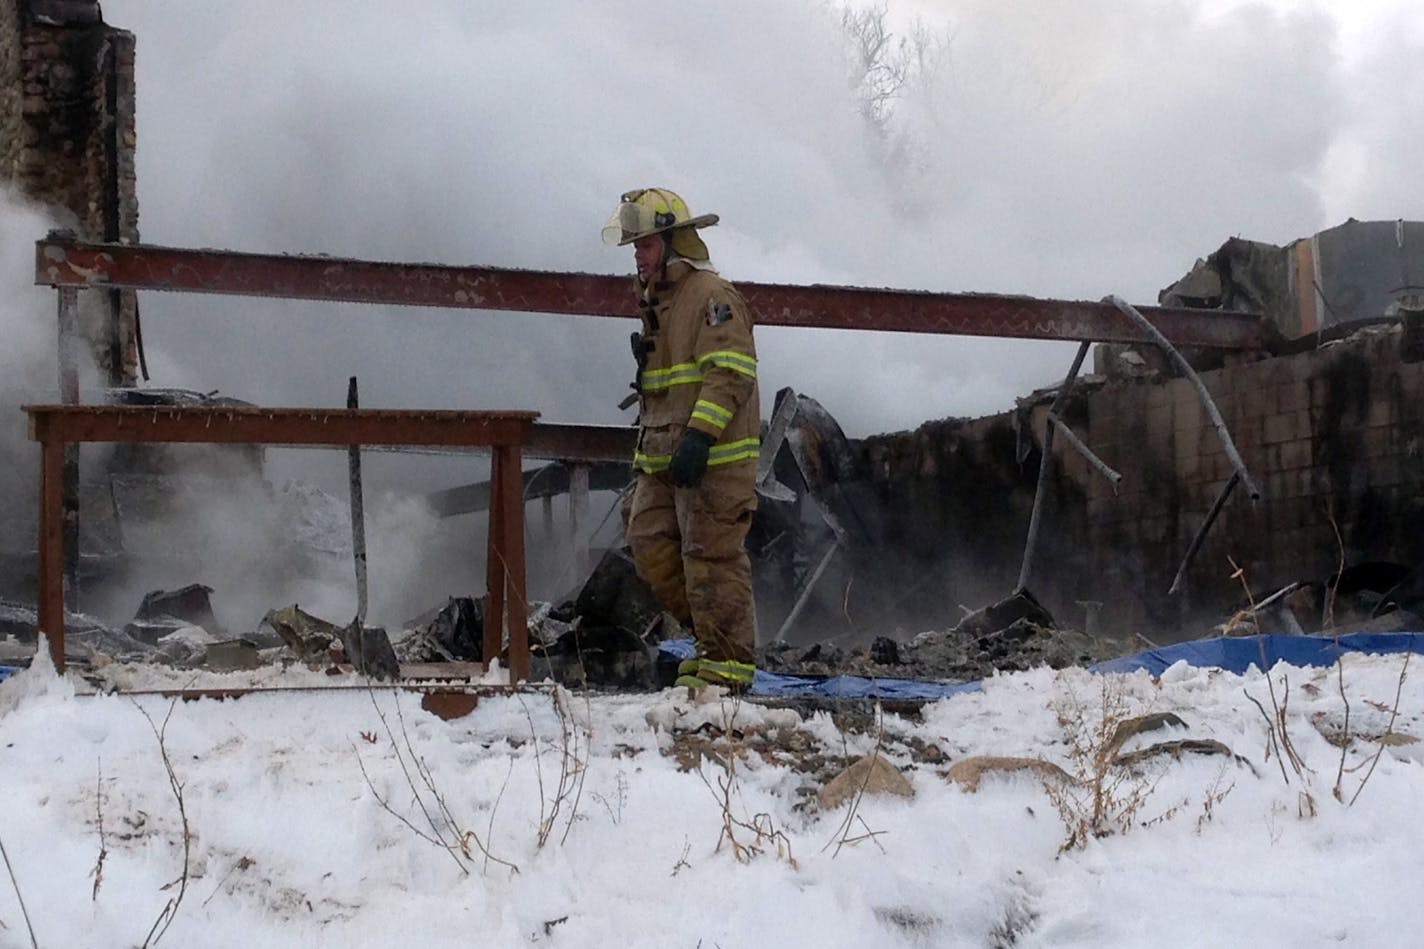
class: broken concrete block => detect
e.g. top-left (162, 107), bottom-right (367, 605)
top-left (155, 625), bottom-right (216, 667)
top-left (204, 639), bottom-right (261, 672)
top-left (135, 583), bottom-right (226, 637)
top-left (817, 753), bottom-right (914, 810)
top-left (340, 618), bottom-right (399, 681)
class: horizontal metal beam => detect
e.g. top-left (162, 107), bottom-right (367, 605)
top-left (429, 460), bottom-right (633, 518)
top-left (25, 404), bottom-right (538, 447)
top-left (36, 237), bottom-right (1261, 349)
top-left (527, 422), bottom-right (636, 462)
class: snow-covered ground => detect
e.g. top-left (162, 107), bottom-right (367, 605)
top-left (0, 647), bottom-right (1421, 948)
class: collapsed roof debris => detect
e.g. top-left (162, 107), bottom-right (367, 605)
top-left (1160, 219), bottom-right (1424, 341)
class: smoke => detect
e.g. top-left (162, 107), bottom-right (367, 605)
top-left (0, 189), bottom-right (66, 551)
top-left (96, 0), bottom-right (1399, 441)
top-left (13, 0), bottom-right (1422, 631)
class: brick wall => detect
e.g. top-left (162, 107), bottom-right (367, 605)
top-left (860, 327), bottom-right (1424, 638)
top-left (0, 2), bottom-right (23, 182)
top-left (1, 1), bottom-right (139, 386)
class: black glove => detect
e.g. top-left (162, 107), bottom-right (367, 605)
top-left (669, 429), bottom-right (715, 488)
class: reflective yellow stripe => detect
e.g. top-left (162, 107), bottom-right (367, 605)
top-left (690, 399), bottom-right (733, 430)
top-left (634, 451), bottom-right (672, 473)
top-left (640, 361), bottom-right (702, 391)
top-left (707, 437), bottom-right (760, 466)
top-left (634, 436), bottom-right (760, 474)
top-left (697, 659), bottom-right (756, 685)
top-left (698, 350), bottom-right (757, 378)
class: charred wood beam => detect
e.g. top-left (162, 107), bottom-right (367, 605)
top-left (1106, 296), bottom-right (1261, 500)
top-left (37, 238), bottom-right (1261, 349)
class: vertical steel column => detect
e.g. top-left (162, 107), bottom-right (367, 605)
top-left (484, 450), bottom-right (507, 675)
top-left (346, 377), bottom-right (369, 623)
top-left (497, 444), bottom-right (530, 683)
top-left (38, 437), bottom-right (66, 671)
top-left (1017, 341), bottom-right (1091, 592)
top-left (569, 463), bottom-right (590, 580)
top-left (57, 288), bottom-right (81, 596)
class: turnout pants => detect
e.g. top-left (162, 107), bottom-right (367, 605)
top-left (625, 463), bottom-right (758, 664)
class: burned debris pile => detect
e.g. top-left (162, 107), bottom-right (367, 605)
top-left (759, 589), bottom-right (1115, 683)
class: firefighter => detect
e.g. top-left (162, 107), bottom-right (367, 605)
top-left (602, 188), bottom-right (761, 690)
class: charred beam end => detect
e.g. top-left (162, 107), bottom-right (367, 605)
top-left (35, 238), bottom-right (1261, 349)
top-left (526, 423), bottom-right (636, 463)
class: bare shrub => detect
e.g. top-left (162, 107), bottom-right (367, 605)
top-left (355, 691), bottom-right (518, 877)
top-left (517, 685), bottom-right (590, 849)
top-left (1042, 679), bottom-right (1161, 851)
top-left (695, 696), bottom-right (797, 867)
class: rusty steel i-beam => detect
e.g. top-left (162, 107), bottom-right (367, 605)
top-left (25, 404), bottom-right (537, 682)
top-left (35, 237), bottom-right (1261, 349)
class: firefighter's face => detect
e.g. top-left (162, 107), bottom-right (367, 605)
top-left (633, 235), bottom-right (665, 280)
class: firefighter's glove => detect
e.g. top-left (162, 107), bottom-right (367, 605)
top-left (669, 429), bottom-right (715, 488)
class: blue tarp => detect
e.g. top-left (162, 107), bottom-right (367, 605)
top-left (660, 637), bottom-right (984, 700)
top-left (1090, 631), bottom-right (1424, 677)
top-left (661, 632), bottom-right (1424, 702)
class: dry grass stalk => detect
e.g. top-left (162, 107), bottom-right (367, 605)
top-left (822, 703), bottom-right (889, 857)
top-left (1230, 557), bottom-right (1314, 802)
top-left (0, 830), bottom-right (38, 949)
top-left (91, 759), bottom-right (108, 902)
top-left (1347, 648), bottom-right (1413, 807)
top-left (135, 698), bottom-right (192, 948)
top-left (1326, 511), bottom-right (1352, 803)
top-left (518, 686), bottom-right (590, 849)
top-left (697, 696), bottom-right (797, 867)
top-left (358, 691), bottom-right (518, 876)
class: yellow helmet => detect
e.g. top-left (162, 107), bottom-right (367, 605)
top-left (601, 187), bottom-right (718, 260)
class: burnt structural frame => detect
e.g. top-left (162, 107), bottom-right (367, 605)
top-left (31, 235), bottom-right (1264, 676)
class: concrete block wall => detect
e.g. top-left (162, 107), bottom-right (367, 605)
top-left (860, 326), bottom-right (1424, 638)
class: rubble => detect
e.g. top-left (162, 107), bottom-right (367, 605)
top-left (134, 583), bottom-right (226, 637)
top-left (398, 596), bottom-right (484, 662)
top-left (261, 604), bottom-right (344, 660)
top-left (337, 617), bottom-right (399, 681)
top-left (760, 589), bottom-right (1118, 682)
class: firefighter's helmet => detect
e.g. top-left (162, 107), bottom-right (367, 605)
top-left (601, 188), bottom-right (717, 260)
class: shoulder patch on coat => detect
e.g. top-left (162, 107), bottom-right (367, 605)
top-left (706, 301), bottom-right (733, 326)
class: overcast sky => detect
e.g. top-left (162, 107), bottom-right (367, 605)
top-left (83, 0), bottom-right (1424, 439)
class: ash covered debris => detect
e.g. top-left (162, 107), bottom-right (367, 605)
top-left (760, 589), bottom-right (1118, 683)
